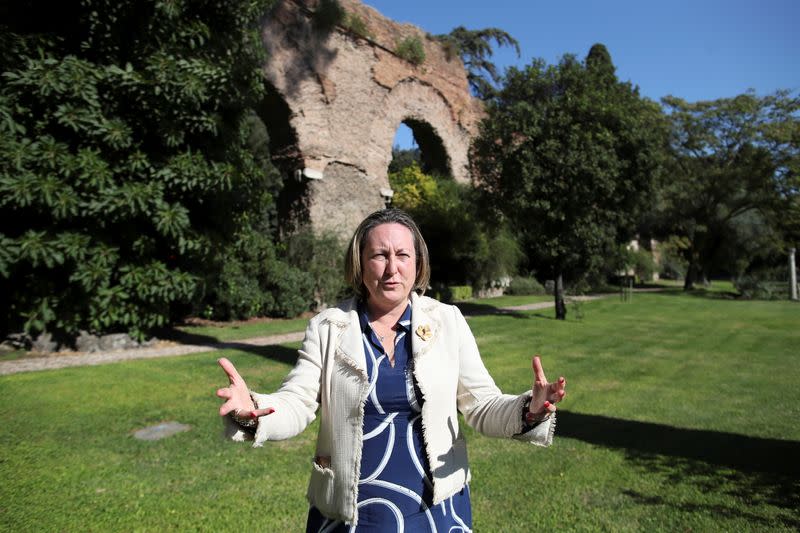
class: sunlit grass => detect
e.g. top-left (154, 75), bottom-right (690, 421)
top-left (471, 293), bottom-right (553, 307)
top-left (1, 293), bottom-right (798, 531)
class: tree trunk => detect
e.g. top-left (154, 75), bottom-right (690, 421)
top-left (683, 261), bottom-right (696, 291)
top-left (699, 270), bottom-right (709, 287)
top-left (554, 273), bottom-right (567, 320)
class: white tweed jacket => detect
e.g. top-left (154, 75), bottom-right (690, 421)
top-left (224, 292), bottom-right (555, 525)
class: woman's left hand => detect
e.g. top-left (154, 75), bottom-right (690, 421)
top-left (528, 355), bottom-right (566, 420)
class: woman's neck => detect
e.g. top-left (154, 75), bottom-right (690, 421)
top-left (365, 298), bottom-right (409, 328)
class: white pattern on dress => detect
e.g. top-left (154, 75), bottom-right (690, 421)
top-left (358, 479), bottom-right (437, 533)
top-left (449, 494), bottom-right (472, 532)
top-left (360, 413), bottom-right (397, 482)
top-left (406, 414), bottom-right (434, 492)
top-left (362, 333), bottom-right (385, 414)
top-left (350, 498), bottom-right (404, 533)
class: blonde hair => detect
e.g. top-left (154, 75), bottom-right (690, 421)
top-left (344, 209), bottom-right (430, 299)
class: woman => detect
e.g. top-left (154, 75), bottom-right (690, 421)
top-left (216, 208), bottom-right (567, 531)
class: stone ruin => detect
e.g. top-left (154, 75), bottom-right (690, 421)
top-left (260, 0), bottom-right (483, 236)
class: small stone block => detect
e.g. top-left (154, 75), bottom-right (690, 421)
top-left (133, 421), bottom-right (192, 441)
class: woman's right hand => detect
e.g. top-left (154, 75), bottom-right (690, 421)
top-left (216, 357), bottom-right (274, 419)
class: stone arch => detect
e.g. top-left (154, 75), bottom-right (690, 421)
top-left (401, 118), bottom-right (450, 177)
top-left (260, 0), bottom-right (483, 236)
top-left (252, 81), bottom-right (309, 231)
top-left (370, 78), bottom-right (472, 182)
top-left (256, 82), bottom-right (302, 174)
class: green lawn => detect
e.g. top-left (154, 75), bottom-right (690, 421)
top-left (173, 316), bottom-right (311, 342)
top-left (1, 293), bottom-right (798, 531)
top-left (470, 293), bottom-right (554, 307)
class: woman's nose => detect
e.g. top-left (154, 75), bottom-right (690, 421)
top-left (385, 254), bottom-right (398, 273)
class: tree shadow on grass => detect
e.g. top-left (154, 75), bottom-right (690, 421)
top-left (159, 329), bottom-right (300, 366)
top-left (649, 288), bottom-right (740, 300)
top-left (455, 302), bottom-right (533, 319)
top-left (216, 343), bottom-right (300, 366)
top-left (557, 410), bottom-right (800, 528)
top-left (528, 312), bottom-right (560, 321)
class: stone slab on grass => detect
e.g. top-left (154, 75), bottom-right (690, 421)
top-left (134, 421), bottom-right (192, 441)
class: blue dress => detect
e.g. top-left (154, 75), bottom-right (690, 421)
top-left (306, 303), bottom-right (473, 532)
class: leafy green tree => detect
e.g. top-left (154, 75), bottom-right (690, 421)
top-left (436, 27), bottom-right (520, 99)
top-left (472, 45), bottom-right (667, 319)
top-left (0, 0), bottom-right (312, 342)
top-left (387, 145), bottom-right (421, 174)
top-left (658, 91), bottom-right (799, 289)
top-left (390, 162), bottom-right (521, 289)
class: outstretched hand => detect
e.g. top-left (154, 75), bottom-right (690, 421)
top-left (216, 357), bottom-right (274, 419)
top-left (528, 355), bottom-right (566, 420)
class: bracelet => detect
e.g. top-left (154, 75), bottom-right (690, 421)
top-left (229, 394), bottom-right (259, 428)
top-left (521, 396), bottom-right (548, 431)
top-left (229, 409), bottom-right (257, 428)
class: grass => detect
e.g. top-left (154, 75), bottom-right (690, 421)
top-left (172, 316), bottom-right (310, 342)
top-left (0, 349), bottom-right (28, 362)
top-left (1, 293), bottom-right (798, 531)
top-left (470, 293), bottom-right (553, 307)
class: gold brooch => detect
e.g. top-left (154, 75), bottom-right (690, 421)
top-left (415, 324), bottom-right (432, 341)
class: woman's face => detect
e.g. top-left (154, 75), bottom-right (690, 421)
top-left (361, 223), bottom-right (417, 315)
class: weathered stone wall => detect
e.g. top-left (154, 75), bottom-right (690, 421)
top-left (261, 0), bottom-right (483, 236)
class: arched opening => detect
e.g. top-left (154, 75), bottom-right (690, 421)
top-left (388, 119), bottom-right (452, 179)
top-left (252, 82), bottom-right (307, 234)
top-left (256, 83), bottom-right (301, 171)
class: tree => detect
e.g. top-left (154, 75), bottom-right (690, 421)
top-left (658, 91), bottom-right (799, 289)
top-left (0, 0), bottom-right (313, 342)
top-left (436, 27), bottom-right (520, 100)
top-left (472, 46), bottom-right (667, 319)
top-left (389, 162), bottom-right (521, 290)
top-left (387, 145), bottom-right (421, 175)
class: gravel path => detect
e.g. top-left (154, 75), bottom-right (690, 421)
top-left (1, 290), bottom-right (662, 376)
top-left (0, 331), bottom-right (305, 376)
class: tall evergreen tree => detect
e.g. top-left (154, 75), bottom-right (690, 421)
top-left (436, 26), bottom-right (520, 100)
top-left (472, 45), bottom-right (667, 318)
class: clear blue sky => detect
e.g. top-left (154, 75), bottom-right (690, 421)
top-left (362, 0), bottom-right (799, 148)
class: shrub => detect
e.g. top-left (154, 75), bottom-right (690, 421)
top-left (734, 276), bottom-right (788, 300)
top-left (260, 260), bottom-right (315, 317)
top-left (312, 0), bottom-right (345, 33)
top-left (215, 255), bottom-right (265, 319)
top-left (506, 276), bottom-right (546, 295)
top-left (434, 285), bottom-right (473, 303)
top-left (735, 267), bottom-right (791, 300)
top-left (284, 228), bottom-right (348, 309)
top-left (631, 248), bottom-right (656, 282)
top-left (204, 227), bottom-right (314, 320)
top-left (342, 12), bottom-right (372, 40)
top-left (614, 244), bottom-right (657, 283)
top-left (450, 286), bottom-right (473, 301)
top-left (439, 39), bottom-right (459, 62)
top-left (395, 36), bottom-right (426, 65)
